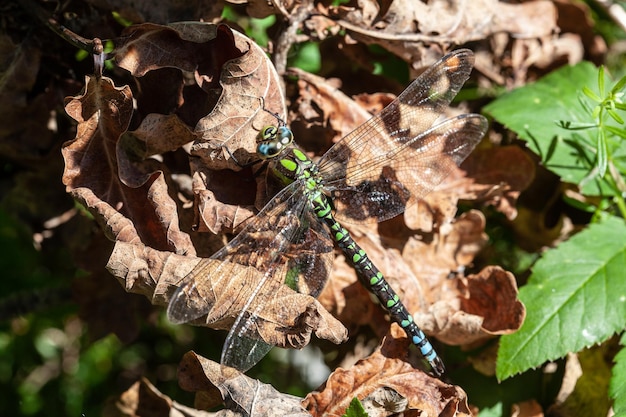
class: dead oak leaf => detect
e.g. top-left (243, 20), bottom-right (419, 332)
top-left (425, 266), bottom-right (526, 347)
top-left (462, 145), bottom-right (536, 220)
top-left (288, 67), bottom-right (374, 154)
top-left (118, 113), bottom-right (200, 188)
top-left (102, 376), bottom-right (214, 417)
top-left (107, 241), bottom-right (347, 350)
top-left (176, 351), bottom-right (312, 416)
top-left (62, 75), bottom-right (194, 253)
top-left (458, 266), bottom-right (526, 337)
top-left (303, 327), bottom-right (472, 417)
top-left (327, 0), bottom-right (556, 70)
top-left (310, 0), bottom-right (559, 87)
top-left (117, 22), bottom-right (287, 233)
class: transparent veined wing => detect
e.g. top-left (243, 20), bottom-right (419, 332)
top-left (325, 114), bottom-right (487, 222)
top-left (316, 49), bottom-right (486, 222)
top-left (167, 180), bottom-right (335, 371)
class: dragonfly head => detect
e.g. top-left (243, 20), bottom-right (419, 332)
top-left (257, 125), bottom-right (294, 159)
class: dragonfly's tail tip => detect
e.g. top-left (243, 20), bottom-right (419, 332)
top-left (431, 358), bottom-right (446, 377)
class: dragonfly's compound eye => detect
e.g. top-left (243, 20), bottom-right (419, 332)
top-left (276, 126), bottom-right (294, 146)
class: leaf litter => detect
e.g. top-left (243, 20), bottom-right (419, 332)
top-left (6, 0), bottom-right (610, 412)
top-left (57, 20), bottom-right (532, 414)
top-left (47, 0), bottom-right (570, 412)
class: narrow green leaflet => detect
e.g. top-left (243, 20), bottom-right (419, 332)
top-left (610, 333), bottom-right (626, 417)
top-left (497, 215), bottom-right (626, 380)
top-left (484, 61), bottom-right (623, 196)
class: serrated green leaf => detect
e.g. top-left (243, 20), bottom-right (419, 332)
top-left (483, 62), bottom-right (616, 195)
top-left (497, 215), bottom-right (626, 380)
top-left (342, 397), bottom-right (369, 417)
top-left (610, 333), bottom-right (626, 416)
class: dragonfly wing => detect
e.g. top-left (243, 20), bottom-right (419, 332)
top-left (318, 49), bottom-right (475, 178)
top-left (220, 200), bottom-right (335, 371)
top-left (166, 177), bottom-right (335, 371)
top-left (166, 258), bottom-right (226, 324)
top-left (327, 114), bottom-right (487, 222)
top-left (315, 49), bottom-right (486, 222)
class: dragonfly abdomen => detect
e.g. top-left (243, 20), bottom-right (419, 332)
top-left (310, 193), bottom-right (445, 376)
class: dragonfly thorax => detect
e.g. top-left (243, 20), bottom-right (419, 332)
top-left (257, 125), bottom-right (294, 159)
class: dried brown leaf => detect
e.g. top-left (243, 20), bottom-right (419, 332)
top-left (428, 266), bottom-right (526, 347)
top-left (184, 22), bottom-right (286, 169)
top-left (103, 376), bottom-right (214, 417)
top-left (327, 0), bottom-right (557, 70)
top-left (0, 35), bottom-right (55, 163)
top-left (330, 0), bottom-right (557, 44)
top-left (107, 241), bottom-right (347, 349)
top-left (119, 114), bottom-right (199, 188)
top-left (177, 351), bottom-right (312, 416)
top-left (462, 145), bottom-right (536, 220)
top-left (458, 266), bottom-right (526, 336)
top-left (303, 327), bottom-right (472, 417)
top-left (116, 22), bottom-right (287, 233)
top-left (288, 67), bottom-right (372, 149)
top-left (62, 75), bottom-right (194, 253)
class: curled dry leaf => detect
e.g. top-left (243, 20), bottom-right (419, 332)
top-left (177, 351), bottom-right (312, 416)
top-left (0, 35), bottom-right (55, 163)
top-left (462, 145), bottom-right (536, 220)
top-left (115, 22), bottom-right (286, 233)
top-left (427, 266), bottom-right (526, 347)
top-left (303, 326), bottom-right (472, 417)
top-left (323, 0), bottom-right (557, 71)
top-left (63, 22), bottom-right (347, 364)
top-left (62, 75), bottom-right (194, 254)
top-left (288, 67), bottom-right (372, 146)
top-left (106, 241), bottom-right (347, 349)
top-left (103, 376), bottom-right (215, 417)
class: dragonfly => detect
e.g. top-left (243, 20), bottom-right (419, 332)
top-left (167, 49), bottom-right (488, 376)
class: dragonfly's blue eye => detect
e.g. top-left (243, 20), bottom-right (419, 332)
top-left (257, 125), bottom-right (294, 159)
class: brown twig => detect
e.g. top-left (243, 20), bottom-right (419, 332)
top-left (271, 0), bottom-right (315, 76)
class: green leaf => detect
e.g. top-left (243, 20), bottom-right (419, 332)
top-left (612, 74), bottom-right (626, 95)
top-left (497, 215), bottom-right (626, 380)
top-left (477, 402), bottom-right (504, 417)
top-left (610, 333), bottom-right (626, 417)
top-left (342, 397), bottom-right (369, 417)
top-left (606, 125), bottom-right (626, 139)
top-left (608, 108), bottom-right (625, 124)
top-left (288, 42), bottom-right (321, 73)
top-left (598, 65), bottom-right (606, 96)
top-left (597, 128), bottom-right (608, 178)
top-left (483, 62), bottom-right (611, 195)
top-left (583, 85), bottom-right (602, 102)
